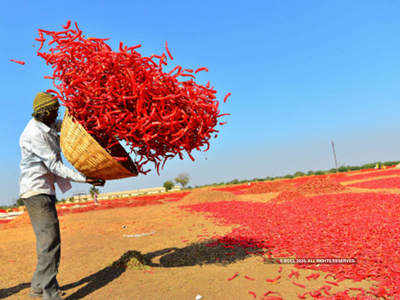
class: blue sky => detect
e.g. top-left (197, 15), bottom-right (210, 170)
top-left (1, 1), bottom-right (400, 205)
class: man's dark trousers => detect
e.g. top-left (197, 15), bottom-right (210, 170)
top-left (23, 194), bottom-right (61, 300)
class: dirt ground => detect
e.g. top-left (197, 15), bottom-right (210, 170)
top-left (0, 187), bottom-right (381, 299)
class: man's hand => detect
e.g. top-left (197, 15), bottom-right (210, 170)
top-left (86, 178), bottom-right (105, 186)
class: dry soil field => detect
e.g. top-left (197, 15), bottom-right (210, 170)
top-left (1, 168), bottom-right (400, 299)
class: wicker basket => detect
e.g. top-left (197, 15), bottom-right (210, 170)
top-left (60, 110), bottom-right (137, 180)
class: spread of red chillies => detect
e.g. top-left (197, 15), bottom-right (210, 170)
top-left (36, 21), bottom-right (230, 174)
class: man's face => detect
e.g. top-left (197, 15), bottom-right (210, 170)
top-left (48, 107), bottom-right (59, 125)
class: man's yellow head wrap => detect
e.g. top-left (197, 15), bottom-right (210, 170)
top-left (33, 92), bottom-right (59, 113)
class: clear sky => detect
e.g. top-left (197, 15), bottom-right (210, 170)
top-left (1, 1), bottom-right (400, 205)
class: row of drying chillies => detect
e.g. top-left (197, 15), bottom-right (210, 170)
top-left (184, 189), bottom-right (400, 296)
top-left (334, 168), bottom-right (400, 183)
top-left (213, 176), bottom-right (346, 195)
top-left (348, 176), bottom-right (400, 189)
top-left (36, 21), bottom-right (230, 174)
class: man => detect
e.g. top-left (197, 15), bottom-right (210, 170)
top-left (19, 92), bottom-right (105, 300)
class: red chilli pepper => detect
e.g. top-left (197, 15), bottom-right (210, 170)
top-left (306, 273), bottom-right (320, 280)
top-left (288, 270), bottom-right (299, 279)
top-left (321, 286), bottom-right (331, 296)
top-left (298, 292), bottom-right (308, 299)
top-left (227, 272), bottom-right (239, 281)
top-left (266, 275), bottom-right (281, 282)
top-left (263, 291), bottom-right (277, 297)
top-left (292, 281), bottom-right (306, 289)
top-left (62, 20), bottom-right (71, 29)
top-left (325, 280), bottom-right (339, 286)
top-left (165, 41), bottom-right (173, 60)
top-left (324, 273), bottom-right (335, 279)
top-left (223, 92), bottom-right (231, 103)
top-left (195, 67), bottom-right (208, 74)
top-left (10, 59), bottom-right (25, 65)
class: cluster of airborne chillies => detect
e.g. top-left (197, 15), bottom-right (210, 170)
top-left (36, 21), bottom-right (230, 174)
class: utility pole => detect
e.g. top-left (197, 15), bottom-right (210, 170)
top-left (331, 140), bottom-right (338, 172)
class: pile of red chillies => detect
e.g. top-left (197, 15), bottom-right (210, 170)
top-left (36, 21), bottom-right (230, 174)
top-left (294, 177), bottom-right (346, 194)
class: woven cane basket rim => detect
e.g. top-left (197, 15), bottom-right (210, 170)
top-left (60, 110), bottom-right (136, 180)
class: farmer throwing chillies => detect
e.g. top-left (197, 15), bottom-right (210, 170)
top-left (19, 92), bottom-right (105, 300)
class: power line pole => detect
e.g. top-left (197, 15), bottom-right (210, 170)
top-left (331, 140), bottom-right (338, 171)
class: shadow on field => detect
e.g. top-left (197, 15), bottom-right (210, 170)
top-left (142, 237), bottom-right (267, 267)
top-left (0, 238), bottom-right (267, 299)
top-left (64, 237), bottom-right (266, 299)
top-left (0, 282), bottom-right (30, 298)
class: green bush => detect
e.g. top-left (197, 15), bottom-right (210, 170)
top-left (337, 166), bottom-right (348, 173)
top-left (348, 166), bottom-right (361, 171)
top-left (361, 163), bottom-right (376, 169)
top-left (293, 171), bottom-right (305, 177)
top-left (163, 180), bottom-right (174, 191)
top-left (383, 161), bottom-right (399, 166)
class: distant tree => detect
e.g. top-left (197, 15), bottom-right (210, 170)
top-left (89, 186), bottom-right (99, 197)
top-left (175, 173), bottom-right (190, 188)
top-left (384, 161), bottom-right (400, 166)
top-left (16, 198), bottom-right (24, 207)
top-left (293, 171), bottom-right (305, 177)
top-left (348, 166), bottom-right (359, 171)
top-left (163, 180), bottom-right (174, 191)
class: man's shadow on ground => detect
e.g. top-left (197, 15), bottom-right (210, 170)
top-left (0, 238), bottom-right (268, 299)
